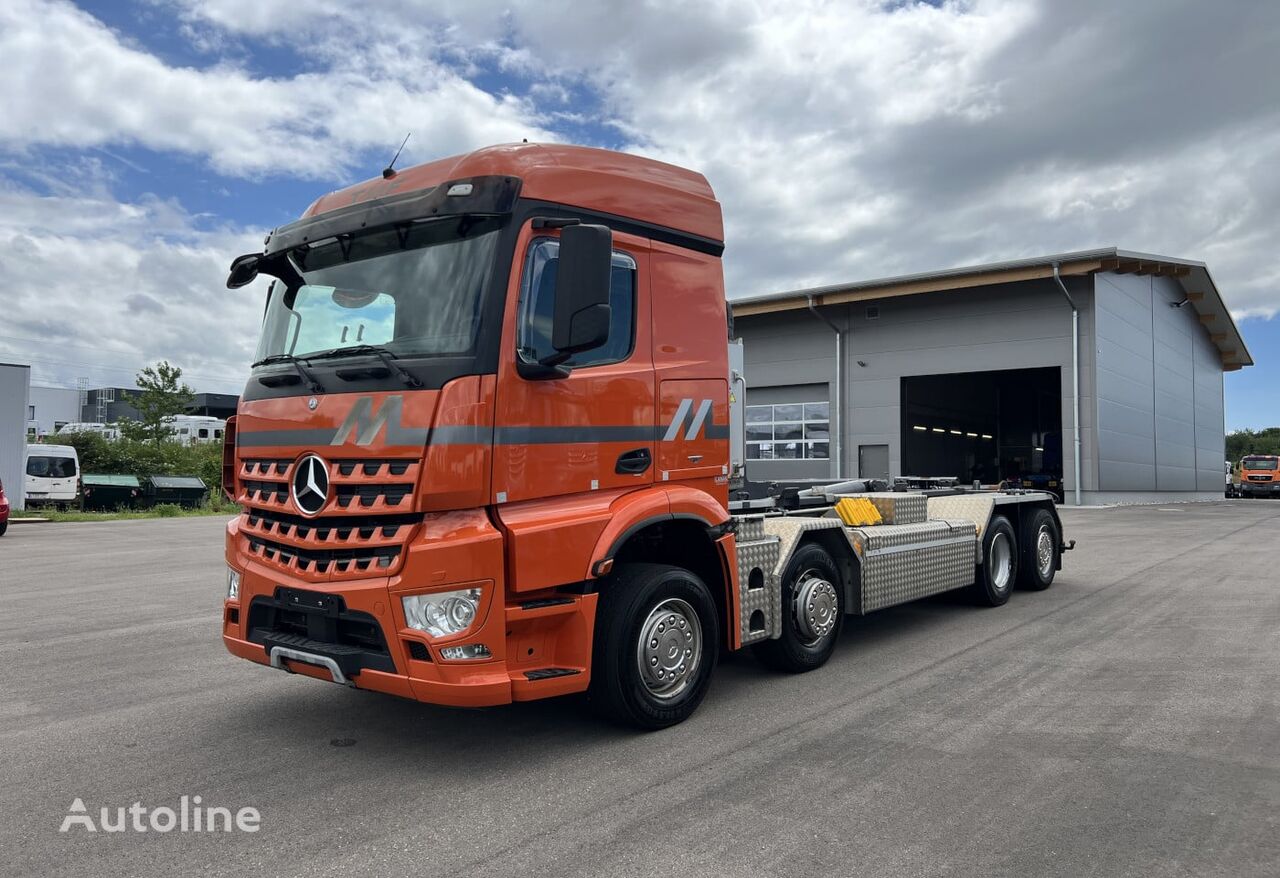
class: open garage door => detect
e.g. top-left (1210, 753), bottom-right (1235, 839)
top-left (901, 367), bottom-right (1063, 496)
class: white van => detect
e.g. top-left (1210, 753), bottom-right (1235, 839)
top-left (25, 444), bottom-right (81, 507)
top-left (163, 415), bottom-right (227, 444)
top-left (55, 422), bottom-right (122, 441)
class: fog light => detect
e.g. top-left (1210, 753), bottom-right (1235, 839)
top-left (439, 644), bottom-right (491, 661)
top-left (402, 588), bottom-right (482, 639)
top-left (226, 567), bottom-right (241, 601)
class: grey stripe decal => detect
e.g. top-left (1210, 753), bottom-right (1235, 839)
top-left (663, 398), bottom-right (693, 442)
top-left (430, 425), bottom-right (491, 445)
top-left (496, 426), bottom-right (657, 445)
top-left (236, 428), bottom-right (340, 448)
top-left (685, 399), bottom-right (712, 440)
top-left (238, 421), bottom-right (727, 448)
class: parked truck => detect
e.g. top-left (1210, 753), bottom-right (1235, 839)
top-left (1239, 454), bottom-right (1280, 498)
top-left (220, 144), bottom-right (1072, 728)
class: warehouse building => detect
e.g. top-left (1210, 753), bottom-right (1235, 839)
top-left (732, 248), bottom-right (1251, 505)
top-left (1, 363), bottom-right (32, 511)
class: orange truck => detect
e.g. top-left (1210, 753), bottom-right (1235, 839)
top-left (221, 144), bottom-right (1071, 728)
top-left (1238, 454), bottom-right (1280, 498)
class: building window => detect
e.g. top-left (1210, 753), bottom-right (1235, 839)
top-left (745, 402), bottom-right (829, 460)
top-left (28, 405), bottom-right (35, 419)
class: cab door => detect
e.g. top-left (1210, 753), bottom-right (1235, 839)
top-left (492, 223), bottom-right (653, 505)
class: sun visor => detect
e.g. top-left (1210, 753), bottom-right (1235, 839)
top-left (263, 175), bottom-right (522, 257)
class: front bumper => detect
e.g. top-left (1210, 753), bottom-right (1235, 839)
top-left (223, 510), bottom-right (598, 707)
top-left (1241, 481), bottom-right (1280, 495)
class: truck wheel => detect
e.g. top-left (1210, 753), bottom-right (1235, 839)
top-left (0, 521), bottom-right (7, 536)
top-left (970, 515), bottom-right (1016, 606)
top-left (1017, 508), bottom-right (1059, 591)
top-left (589, 563), bottom-right (719, 730)
top-left (753, 542), bottom-right (843, 673)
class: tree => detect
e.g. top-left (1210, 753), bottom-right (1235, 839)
top-left (121, 361), bottom-right (195, 443)
top-left (1226, 427), bottom-right (1280, 463)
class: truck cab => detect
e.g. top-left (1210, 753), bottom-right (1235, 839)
top-left (1239, 455), bottom-right (1280, 498)
top-left (221, 143), bottom-right (1067, 728)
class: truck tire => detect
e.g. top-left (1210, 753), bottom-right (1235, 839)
top-left (1017, 508), bottom-right (1059, 591)
top-left (589, 563), bottom-right (719, 730)
top-left (0, 521), bottom-right (7, 536)
top-left (752, 542), bottom-right (843, 673)
top-left (970, 515), bottom-right (1016, 607)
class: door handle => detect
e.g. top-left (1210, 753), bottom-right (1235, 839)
top-left (615, 448), bottom-right (652, 475)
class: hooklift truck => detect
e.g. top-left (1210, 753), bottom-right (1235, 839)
top-left (221, 144), bottom-right (1071, 729)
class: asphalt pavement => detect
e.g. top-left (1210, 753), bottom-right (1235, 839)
top-left (1, 500), bottom-right (1277, 877)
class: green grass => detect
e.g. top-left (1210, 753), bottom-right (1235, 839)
top-left (12, 496), bottom-right (239, 522)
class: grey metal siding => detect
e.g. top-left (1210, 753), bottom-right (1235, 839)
top-left (1092, 272), bottom-right (1223, 496)
top-left (29, 386), bottom-right (80, 436)
top-left (0, 364), bottom-right (32, 512)
top-left (737, 276), bottom-right (1092, 493)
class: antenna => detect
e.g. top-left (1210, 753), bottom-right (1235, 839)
top-left (382, 133), bottom-right (411, 179)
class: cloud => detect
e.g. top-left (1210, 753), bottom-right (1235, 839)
top-left (2, 0), bottom-right (1278, 401)
top-left (0, 0), bottom-right (555, 180)
top-left (162, 0), bottom-right (1280, 316)
top-left (0, 171), bottom-right (268, 391)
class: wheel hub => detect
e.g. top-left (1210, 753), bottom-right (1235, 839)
top-left (1036, 526), bottom-right (1054, 578)
top-left (794, 570), bottom-right (838, 645)
top-left (990, 532), bottom-right (1012, 591)
top-left (637, 598), bottom-right (701, 700)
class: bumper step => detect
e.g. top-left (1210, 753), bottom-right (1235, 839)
top-left (522, 667), bottom-right (582, 681)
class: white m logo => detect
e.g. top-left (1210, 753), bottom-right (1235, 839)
top-left (663, 398), bottom-right (713, 441)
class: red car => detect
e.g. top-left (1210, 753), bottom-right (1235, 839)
top-left (0, 477), bottom-right (9, 536)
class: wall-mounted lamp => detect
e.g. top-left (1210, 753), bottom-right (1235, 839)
top-left (1170, 297), bottom-right (1190, 308)
top-left (856, 360), bottom-right (867, 367)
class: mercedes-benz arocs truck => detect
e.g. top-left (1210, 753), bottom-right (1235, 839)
top-left (220, 143), bottom-right (1071, 728)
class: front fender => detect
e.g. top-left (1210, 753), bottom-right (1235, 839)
top-left (585, 484), bottom-right (729, 578)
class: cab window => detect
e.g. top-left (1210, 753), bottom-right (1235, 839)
top-left (517, 238), bottom-right (636, 369)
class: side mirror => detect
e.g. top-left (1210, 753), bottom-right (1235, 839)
top-left (550, 224), bottom-right (613, 358)
top-left (226, 253), bottom-right (262, 289)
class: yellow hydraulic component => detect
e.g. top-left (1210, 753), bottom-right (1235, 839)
top-left (834, 496), bottom-right (883, 527)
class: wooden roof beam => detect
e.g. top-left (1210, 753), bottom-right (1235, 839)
top-left (1185, 291), bottom-right (1205, 301)
top-left (1113, 260), bottom-right (1141, 274)
top-left (1198, 314), bottom-right (1216, 325)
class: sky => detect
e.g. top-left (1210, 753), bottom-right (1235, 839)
top-left (1, 0), bottom-right (1277, 429)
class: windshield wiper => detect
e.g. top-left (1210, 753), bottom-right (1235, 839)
top-left (307, 345), bottom-right (423, 388)
top-left (251, 354), bottom-right (326, 394)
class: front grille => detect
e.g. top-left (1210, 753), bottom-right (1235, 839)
top-left (237, 455), bottom-right (422, 581)
top-left (244, 533), bottom-right (401, 575)
top-left (1248, 475), bottom-right (1272, 482)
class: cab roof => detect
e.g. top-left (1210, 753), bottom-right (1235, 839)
top-left (303, 143), bottom-right (724, 247)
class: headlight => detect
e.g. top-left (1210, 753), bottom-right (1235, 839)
top-left (402, 588), bottom-right (482, 639)
top-left (226, 567), bottom-right (241, 601)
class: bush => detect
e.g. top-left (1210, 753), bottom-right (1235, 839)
top-left (151, 503), bottom-right (183, 518)
top-left (60, 433), bottom-right (224, 494)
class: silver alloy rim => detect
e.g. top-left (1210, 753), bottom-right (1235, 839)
top-left (793, 569), bottom-right (839, 646)
top-left (1036, 526), bottom-right (1055, 579)
top-left (990, 532), bottom-right (1012, 591)
top-left (636, 598), bottom-right (702, 700)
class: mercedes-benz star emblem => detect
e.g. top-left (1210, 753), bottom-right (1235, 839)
top-left (291, 453), bottom-right (330, 517)
top-left (308, 396), bottom-right (319, 410)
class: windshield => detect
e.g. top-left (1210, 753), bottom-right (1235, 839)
top-left (27, 456), bottom-right (77, 478)
top-left (1242, 458), bottom-right (1278, 471)
top-left (254, 216), bottom-right (503, 363)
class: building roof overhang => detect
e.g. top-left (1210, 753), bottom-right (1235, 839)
top-left (731, 247), bottom-right (1252, 370)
